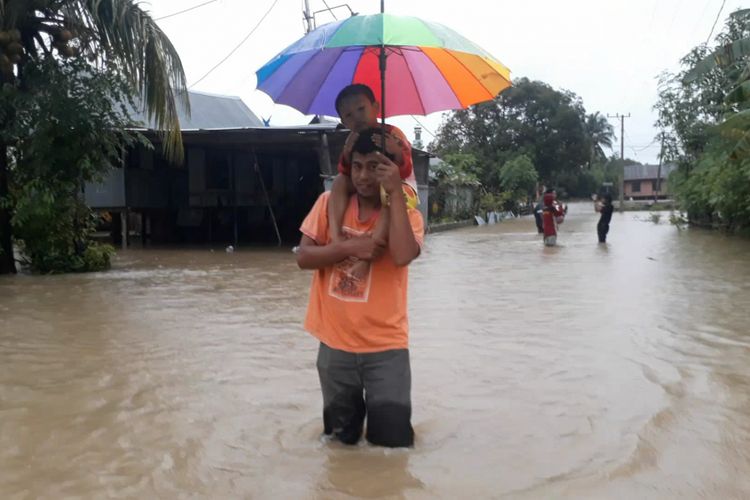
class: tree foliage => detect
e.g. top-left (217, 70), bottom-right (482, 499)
top-left (0, 0), bottom-right (188, 273)
top-left (656, 9), bottom-right (750, 231)
top-left (6, 58), bottom-right (145, 272)
top-left (429, 78), bottom-right (615, 198)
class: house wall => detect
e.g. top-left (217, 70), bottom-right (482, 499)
top-left (624, 179), bottom-right (670, 199)
top-left (85, 130), bottom-right (431, 246)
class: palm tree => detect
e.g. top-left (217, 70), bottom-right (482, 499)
top-left (585, 112), bottom-right (615, 167)
top-left (0, 0), bottom-right (188, 274)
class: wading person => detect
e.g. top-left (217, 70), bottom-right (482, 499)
top-left (542, 189), bottom-right (566, 246)
top-left (595, 193), bottom-right (614, 243)
top-left (295, 128), bottom-right (424, 448)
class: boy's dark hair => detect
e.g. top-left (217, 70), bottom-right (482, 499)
top-left (349, 128), bottom-right (396, 164)
top-left (604, 194), bottom-right (612, 204)
top-left (544, 187), bottom-right (555, 194)
top-left (335, 84), bottom-right (377, 116)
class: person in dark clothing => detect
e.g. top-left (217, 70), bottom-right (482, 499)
top-left (596, 194), bottom-right (614, 243)
top-left (534, 200), bottom-right (544, 234)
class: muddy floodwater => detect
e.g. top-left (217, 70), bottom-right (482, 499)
top-left (2, 203), bottom-right (750, 499)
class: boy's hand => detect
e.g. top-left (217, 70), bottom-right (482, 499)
top-left (371, 132), bottom-right (403, 157)
top-left (341, 131), bottom-right (359, 162)
top-left (374, 152), bottom-right (402, 195)
top-left (345, 235), bottom-right (386, 261)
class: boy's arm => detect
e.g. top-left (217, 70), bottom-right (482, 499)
top-left (374, 128), bottom-right (413, 179)
top-left (328, 174), bottom-right (356, 241)
top-left (296, 234), bottom-right (350, 269)
top-left (391, 126), bottom-right (413, 180)
top-left (296, 234), bottom-right (386, 270)
top-left (375, 152), bottom-right (420, 267)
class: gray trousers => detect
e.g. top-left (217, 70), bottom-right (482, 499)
top-left (316, 343), bottom-right (414, 447)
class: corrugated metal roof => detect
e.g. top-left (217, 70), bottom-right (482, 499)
top-left (130, 90), bottom-right (263, 130)
top-left (624, 163), bottom-right (677, 180)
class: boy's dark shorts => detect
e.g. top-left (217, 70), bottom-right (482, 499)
top-left (316, 342), bottom-right (413, 448)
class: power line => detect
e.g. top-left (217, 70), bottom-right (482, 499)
top-left (631, 136), bottom-right (659, 152)
top-left (321, 0), bottom-right (339, 20)
top-left (410, 116), bottom-right (436, 139)
top-left (706, 0), bottom-right (727, 44)
top-left (155, 0), bottom-right (219, 21)
top-left (189, 0), bottom-right (281, 89)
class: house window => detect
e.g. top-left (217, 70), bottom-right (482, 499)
top-left (631, 181), bottom-right (641, 193)
top-left (206, 150), bottom-right (231, 190)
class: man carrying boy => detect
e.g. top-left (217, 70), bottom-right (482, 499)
top-left (296, 128), bottom-right (424, 448)
top-left (328, 84), bottom-right (419, 250)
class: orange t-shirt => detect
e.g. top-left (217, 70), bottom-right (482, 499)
top-left (300, 192), bottom-right (425, 353)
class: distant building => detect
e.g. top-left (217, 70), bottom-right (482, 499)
top-left (623, 163), bottom-right (677, 200)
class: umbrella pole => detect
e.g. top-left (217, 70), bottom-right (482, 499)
top-left (379, 0), bottom-right (389, 206)
top-left (380, 0), bottom-right (386, 136)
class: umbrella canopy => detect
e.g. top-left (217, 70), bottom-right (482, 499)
top-left (255, 13), bottom-right (511, 118)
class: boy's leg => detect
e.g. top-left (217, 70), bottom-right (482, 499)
top-left (361, 349), bottom-right (414, 448)
top-left (328, 174), bottom-right (356, 242)
top-left (316, 343), bottom-right (366, 445)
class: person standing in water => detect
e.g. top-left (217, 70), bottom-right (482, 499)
top-left (295, 129), bottom-right (424, 448)
top-left (541, 189), bottom-right (566, 246)
top-left (595, 194), bottom-right (614, 243)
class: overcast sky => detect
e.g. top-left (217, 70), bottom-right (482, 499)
top-left (148, 0), bottom-right (741, 164)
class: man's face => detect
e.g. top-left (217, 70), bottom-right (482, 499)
top-left (338, 94), bottom-right (379, 132)
top-left (350, 151), bottom-right (380, 199)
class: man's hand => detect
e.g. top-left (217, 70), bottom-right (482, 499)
top-left (374, 151), bottom-right (402, 195)
top-left (345, 235), bottom-right (386, 261)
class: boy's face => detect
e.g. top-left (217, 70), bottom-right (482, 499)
top-left (338, 94), bottom-right (380, 132)
top-left (350, 151), bottom-right (381, 200)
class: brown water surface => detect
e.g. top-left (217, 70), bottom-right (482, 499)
top-left (2, 204), bottom-right (750, 499)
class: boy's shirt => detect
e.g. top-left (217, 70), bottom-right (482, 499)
top-left (337, 124), bottom-right (417, 192)
top-left (300, 192), bottom-right (424, 353)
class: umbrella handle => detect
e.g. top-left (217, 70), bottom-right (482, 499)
top-left (380, 184), bottom-right (390, 207)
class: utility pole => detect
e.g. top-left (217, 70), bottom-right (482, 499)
top-left (655, 132), bottom-right (665, 202)
top-left (607, 113), bottom-right (630, 211)
top-left (303, 0), bottom-right (314, 33)
top-left (413, 126), bottom-right (423, 149)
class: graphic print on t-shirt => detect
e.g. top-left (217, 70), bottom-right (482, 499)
top-left (328, 226), bottom-right (373, 302)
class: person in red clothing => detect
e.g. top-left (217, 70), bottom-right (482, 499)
top-left (327, 85), bottom-right (419, 253)
top-left (541, 188), bottom-right (566, 246)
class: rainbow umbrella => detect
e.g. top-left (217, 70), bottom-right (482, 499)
top-left (255, 12), bottom-right (511, 119)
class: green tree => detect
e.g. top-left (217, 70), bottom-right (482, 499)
top-left (655, 8), bottom-right (750, 230)
top-left (498, 154), bottom-right (538, 203)
top-left (9, 58), bottom-right (145, 272)
top-left (429, 78), bottom-right (596, 193)
top-left (584, 112), bottom-right (615, 167)
top-left (430, 152), bottom-right (481, 186)
top-left (0, 0), bottom-right (188, 274)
